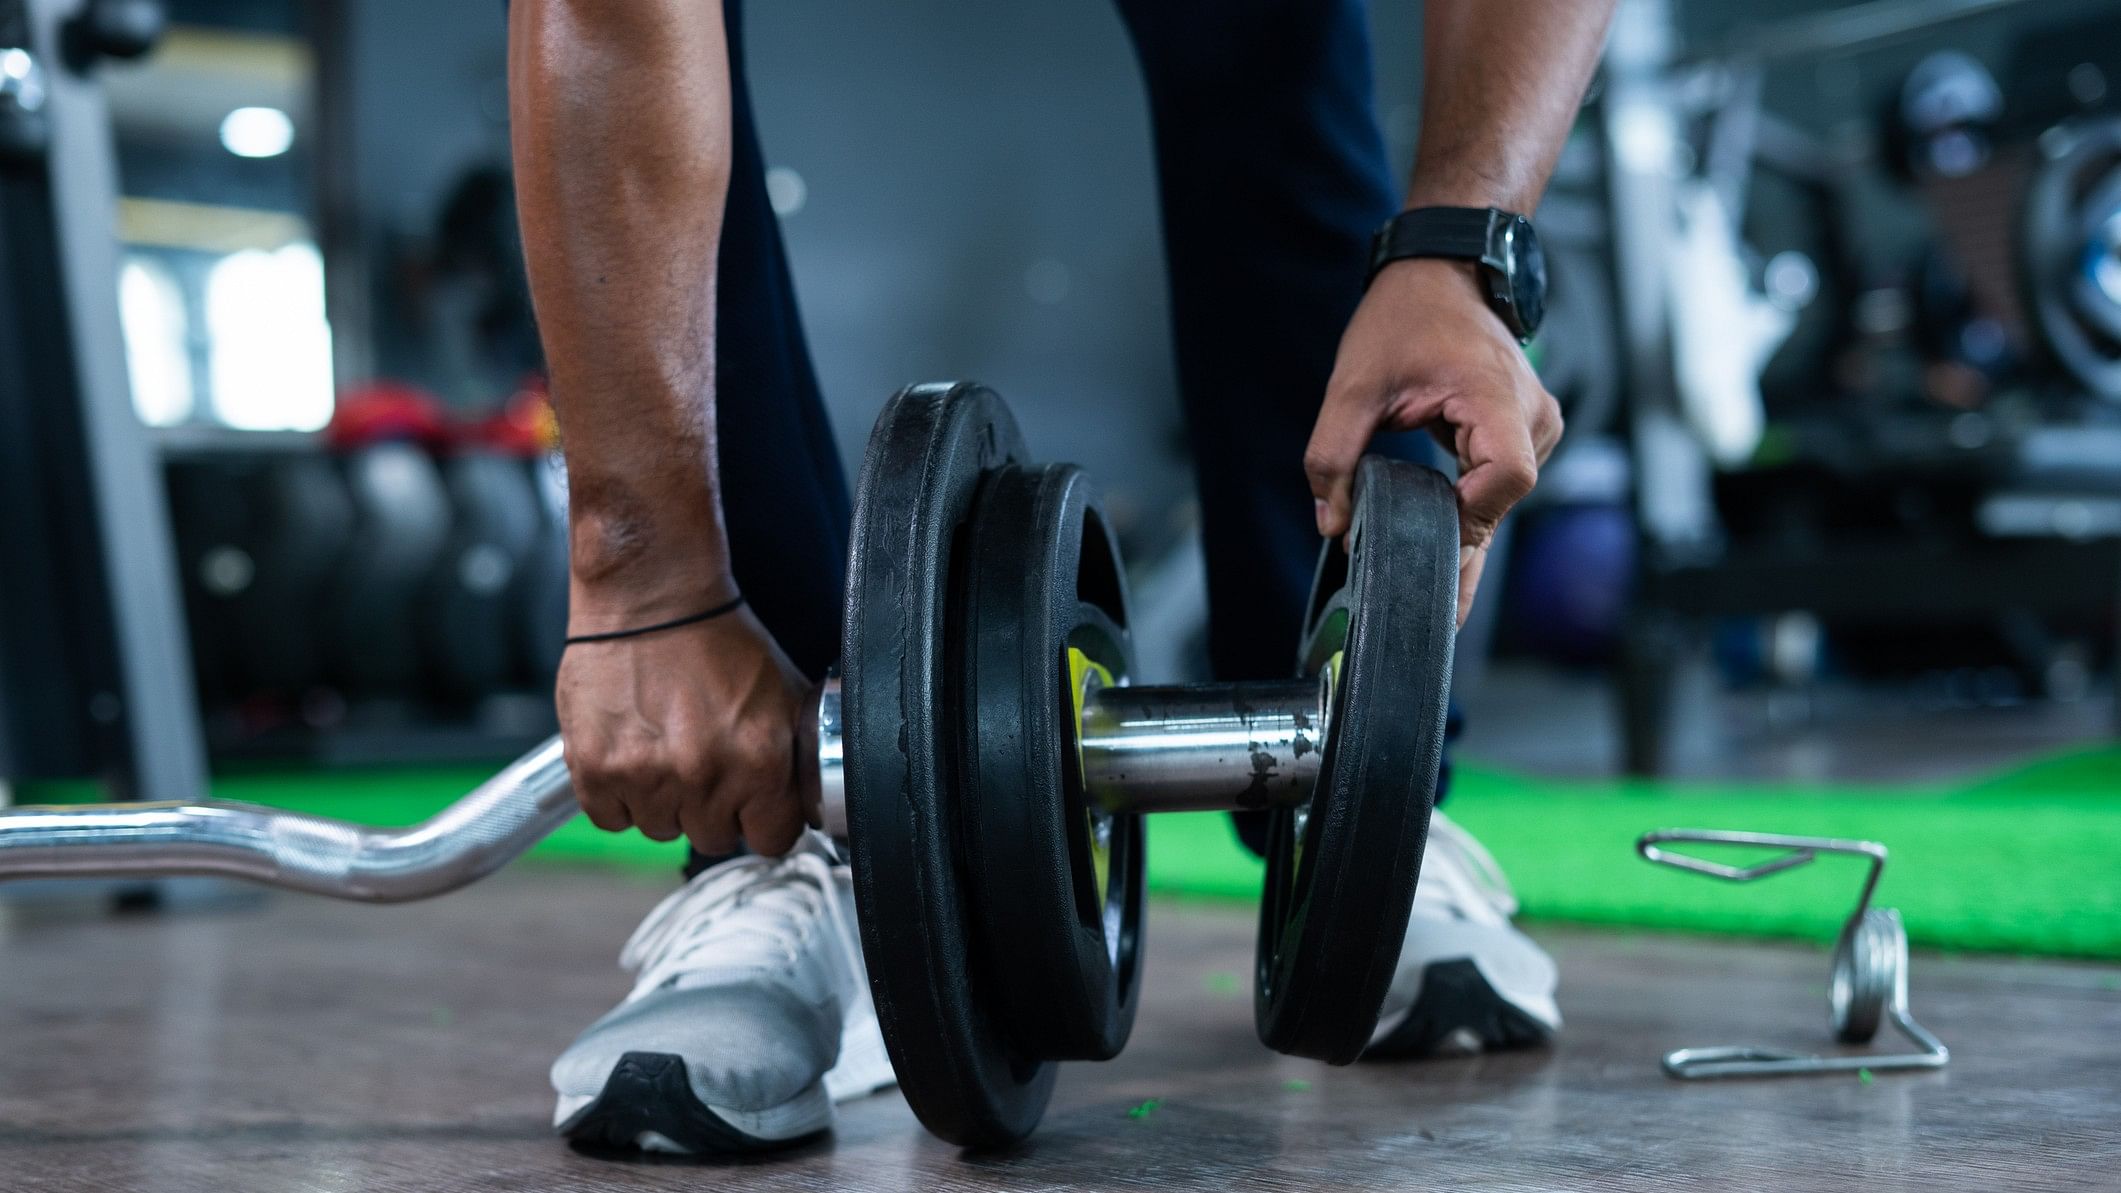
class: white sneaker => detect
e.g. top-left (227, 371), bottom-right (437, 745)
top-left (550, 831), bottom-right (895, 1153)
top-left (1365, 810), bottom-right (1562, 1058)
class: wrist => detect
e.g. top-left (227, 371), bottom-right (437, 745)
top-left (569, 568), bottom-right (741, 635)
top-left (1405, 160), bottom-right (1540, 215)
top-left (1371, 256), bottom-right (1494, 323)
top-left (566, 501), bottom-right (737, 631)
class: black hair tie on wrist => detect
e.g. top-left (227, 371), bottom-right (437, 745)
top-left (563, 593), bottom-right (746, 646)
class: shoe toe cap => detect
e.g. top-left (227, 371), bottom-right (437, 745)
top-left (552, 982), bottom-right (840, 1113)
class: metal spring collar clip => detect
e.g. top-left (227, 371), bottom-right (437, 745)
top-left (1636, 829), bottom-right (1950, 1079)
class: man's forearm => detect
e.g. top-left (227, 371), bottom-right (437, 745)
top-left (509, 0), bottom-right (736, 623)
top-left (1407, 1), bottom-right (1614, 213)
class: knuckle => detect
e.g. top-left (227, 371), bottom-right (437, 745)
top-left (1501, 455), bottom-right (1539, 498)
top-left (613, 744), bottom-right (677, 790)
top-left (577, 755), bottom-right (626, 789)
top-left (1538, 395), bottom-right (1564, 435)
top-left (578, 797), bottom-right (630, 833)
top-left (734, 721), bottom-right (791, 772)
top-left (670, 751), bottom-right (714, 791)
top-left (574, 737), bottom-right (644, 785)
top-left (597, 760), bottom-right (647, 792)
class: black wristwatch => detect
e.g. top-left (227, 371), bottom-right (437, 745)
top-left (1368, 207), bottom-right (1547, 343)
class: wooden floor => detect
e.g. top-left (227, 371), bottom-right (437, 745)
top-left (2, 867), bottom-right (2117, 1192)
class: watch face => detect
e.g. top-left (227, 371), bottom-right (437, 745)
top-left (1508, 216), bottom-right (1547, 337)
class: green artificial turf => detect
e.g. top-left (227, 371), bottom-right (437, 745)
top-left (1149, 754), bottom-right (2121, 960)
top-left (15, 746), bottom-right (2121, 960)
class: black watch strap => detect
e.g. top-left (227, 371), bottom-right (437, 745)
top-left (1371, 207), bottom-right (1493, 272)
top-left (1366, 205), bottom-right (1544, 342)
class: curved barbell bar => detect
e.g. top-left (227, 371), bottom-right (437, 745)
top-left (0, 672), bottom-right (1336, 902)
top-left (0, 737), bottom-right (573, 903)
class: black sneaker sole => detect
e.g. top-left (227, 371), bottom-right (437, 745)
top-left (560, 1051), bottom-right (828, 1156)
top-left (1364, 959), bottom-right (1556, 1060)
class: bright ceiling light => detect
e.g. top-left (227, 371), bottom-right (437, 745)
top-left (219, 106), bottom-right (294, 158)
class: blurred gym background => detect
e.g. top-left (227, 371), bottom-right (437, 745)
top-left (3, 0), bottom-right (2117, 957)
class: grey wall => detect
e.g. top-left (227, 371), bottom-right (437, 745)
top-left (342, 1), bottom-right (510, 244)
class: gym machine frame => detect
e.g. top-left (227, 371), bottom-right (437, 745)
top-left (1600, 0), bottom-right (2121, 776)
top-left (0, 0), bottom-right (206, 809)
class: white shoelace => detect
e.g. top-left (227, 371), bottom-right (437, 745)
top-left (1419, 811), bottom-right (1520, 924)
top-left (618, 834), bottom-right (865, 1004)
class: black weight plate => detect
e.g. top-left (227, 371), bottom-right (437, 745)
top-left (513, 453), bottom-right (570, 686)
top-left (163, 453), bottom-right (257, 704)
top-left (423, 452), bottom-right (543, 700)
top-left (1256, 457), bottom-right (1457, 1064)
top-left (2021, 116), bottom-right (2121, 400)
top-left (329, 443), bottom-right (452, 696)
top-left (961, 463), bottom-right (1145, 1062)
top-left (238, 451), bottom-right (355, 697)
top-left (841, 382), bottom-right (1052, 1147)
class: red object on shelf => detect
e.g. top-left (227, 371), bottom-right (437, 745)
top-left (328, 381), bottom-right (451, 449)
top-left (467, 374), bottom-right (560, 457)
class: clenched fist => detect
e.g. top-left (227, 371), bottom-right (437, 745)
top-left (557, 599), bottom-right (813, 857)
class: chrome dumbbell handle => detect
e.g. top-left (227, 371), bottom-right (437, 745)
top-left (1076, 670), bottom-right (1333, 816)
top-left (814, 664), bottom-right (1335, 834)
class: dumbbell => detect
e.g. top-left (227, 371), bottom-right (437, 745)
top-left (821, 383), bottom-right (1457, 1146)
top-left (0, 382), bottom-right (1458, 1153)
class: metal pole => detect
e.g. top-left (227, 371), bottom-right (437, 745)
top-left (27, 0), bottom-right (208, 805)
top-left (1684, 0), bottom-right (2049, 68)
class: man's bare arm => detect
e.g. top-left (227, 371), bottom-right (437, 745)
top-left (510, 2), bottom-right (810, 856)
top-left (511, 0), bottom-right (734, 623)
top-left (1406, 0), bottom-right (1613, 213)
